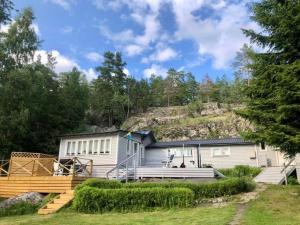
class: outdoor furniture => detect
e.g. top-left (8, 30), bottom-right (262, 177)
top-left (161, 154), bottom-right (174, 168)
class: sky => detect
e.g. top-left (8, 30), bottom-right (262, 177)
top-left (8, 0), bottom-right (259, 81)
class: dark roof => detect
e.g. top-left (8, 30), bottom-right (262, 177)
top-left (59, 129), bottom-right (143, 138)
top-left (146, 137), bottom-right (254, 148)
top-left (136, 130), bottom-right (156, 143)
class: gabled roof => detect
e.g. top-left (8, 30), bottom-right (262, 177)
top-left (59, 129), bottom-right (143, 138)
top-left (146, 137), bottom-right (254, 148)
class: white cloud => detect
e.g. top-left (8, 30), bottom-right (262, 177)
top-left (124, 44), bottom-right (144, 56)
top-left (171, 0), bottom-right (258, 69)
top-left (97, 1), bottom-right (163, 57)
top-left (34, 50), bottom-right (97, 81)
top-left (143, 64), bottom-right (167, 78)
top-left (142, 47), bottom-right (178, 63)
top-left (0, 21), bottom-right (41, 36)
top-left (85, 52), bottom-right (103, 62)
top-left (61, 26), bottom-right (73, 34)
top-left (123, 68), bottom-right (130, 76)
top-left (46, 0), bottom-right (75, 11)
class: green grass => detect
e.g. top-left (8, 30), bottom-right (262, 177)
top-left (242, 185), bottom-right (300, 225)
top-left (0, 204), bottom-right (236, 225)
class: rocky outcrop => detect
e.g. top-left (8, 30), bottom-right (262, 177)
top-left (0, 192), bottom-right (43, 209)
top-left (122, 103), bottom-right (251, 141)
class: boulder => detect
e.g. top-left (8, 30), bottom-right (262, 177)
top-left (0, 192), bottom-right (44, 209)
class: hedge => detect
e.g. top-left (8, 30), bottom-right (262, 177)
top-left (75, 178), bottom-right (122, 191)
top-left (218, 165), bottom-right (262, 178)
top-left (73, 186), bottom-right (194, 213)
top-left (124, 178), bottom-right (255, 198)
top-left (77, 177), bottom-right (255, 199)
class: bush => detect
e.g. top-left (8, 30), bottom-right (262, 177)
top-left (287, 177), bottom-right (299, 185)
top-left (0, 202), bottom-right (39, 217)
top-left (218, 165), bottom-right (262, 178)
top-left (76, 178), bottom-right (122, 191)
top-left (76, 178), bottom-right (255, 202)
top-left (73, 186), bottom-right (194, 213)
top-left (124, 178), bottom-right (255, 199)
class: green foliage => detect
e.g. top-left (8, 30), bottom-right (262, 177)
top-left (236, 0), bottom-right (300, 156)
top-left (73, 186), bottom-right (194, 213)
top-left (79, 177), bottom-right (255, 201)
top-left (187, 99), bottom-right (204, 117)
top-left (287, 176), bottom-right (299, 185)
top-left (218, 165), bottom-right (262, 178)
top-left (0, 201), bottom-right (39, 217)
top-left (75, 178), bottom-right (122, 191)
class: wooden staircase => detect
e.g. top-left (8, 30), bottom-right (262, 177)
top-left (254, 166), bottom-right (295, 184)
top-left (38, 190), bottom-right (74, 215)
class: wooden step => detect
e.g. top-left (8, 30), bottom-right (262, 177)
top-left (38, 190), bottom-right (75, 215)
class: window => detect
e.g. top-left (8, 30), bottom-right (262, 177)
top-left (88, 140), bottom-right (93, 154)
top-left (93, 140), bottom-right (99, 154)
top-left (105, 139), bottom-right (111, 154)
top-left (260, 142), bottom-right (266, 151)
top-left (100, 139), bottom-right (105, 154)
top-left (77, 141), bottom-right (82, 155)
top-left (212, 147), bottom-right (230, 157)
top-left (82, 141), bottom-right (87, 155)
top-left (170, 148), bottom-right (193, 157)
top-left (71, 141), bottom-right (76, 155)
top-left (66, 142), bottom-right (71, 155)
top-left (141, 146), bottom-right (145, 159)
top-left (133, 142), bottom-right (138, 154)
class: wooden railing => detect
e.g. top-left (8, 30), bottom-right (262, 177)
top-left (281, 157), bottom-right (296, 185)
top-left (54, 157), bottom-right (93, 177)
top-left (0, 160), bottom-right (9, 176)
top-left (0, 157), bottom-right (93, 177)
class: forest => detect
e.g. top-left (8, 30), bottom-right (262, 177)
top-left (0, 0), bottom-right (299, 157)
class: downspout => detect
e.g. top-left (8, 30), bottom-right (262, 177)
top-left (197, 144), bottom-right (201, 168)
top-left (255, 144), bottom-right (259, 167)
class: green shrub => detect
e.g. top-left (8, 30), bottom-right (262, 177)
top-left (125, 178), bottom-right (255, 199)
top-left (287, 177), bottom-right (299, 185)
top-left (218, 165), bottom-right (262, 178)
top-left (0, 202), bottom-right (39, 217)
top-left (73, 186), bottom-right (194, 213)
top-left (76, 178), bottom-right (122, 191)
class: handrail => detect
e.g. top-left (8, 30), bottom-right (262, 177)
top-left (280, 157), bottom-right (295, 173)
top-left (106, 153), bottom-right (137, 180)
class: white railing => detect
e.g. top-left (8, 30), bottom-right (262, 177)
top-left (280, 157), bottom-right (296, 185)
top-left (106, 153), bottom-right (137, 182)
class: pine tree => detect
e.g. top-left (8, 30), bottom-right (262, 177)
top-left (236, 0), bottom-right (300, 156)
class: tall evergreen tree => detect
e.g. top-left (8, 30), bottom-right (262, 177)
top-left (236, 0), bottom-right (300, 156)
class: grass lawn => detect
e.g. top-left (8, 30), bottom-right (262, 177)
top-left (242, 185), bottom-right (300, 225)
top-left (0, 205), bottom-right (236, 225)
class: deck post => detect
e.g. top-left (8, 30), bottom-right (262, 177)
top-left (283, 163), bottom-right (288, 185)
top-left (89, 159), bottom-right (93, 177)
top-left (32, 159), bottom-right (36, 176)
top-left (133, 154), bottom-right (137, 180)
top-left (125, 160), bottom-right (128, 183)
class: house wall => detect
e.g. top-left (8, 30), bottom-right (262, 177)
top-left (145, 144), bottom-right (283, 169)
top-left (58, 134), bottom-right (119, 177)
top-left (144, 146), bottom-right (198, 168)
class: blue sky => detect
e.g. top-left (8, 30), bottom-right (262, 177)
top-left (10, 0), bottom-right (258, 81)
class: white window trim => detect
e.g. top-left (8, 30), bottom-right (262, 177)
top-left (211, 147), bottom-right (231, 157)
top-left (104, 138), bottom-right (111, 154)
top-left (260, 143), bottom-right (267, 151)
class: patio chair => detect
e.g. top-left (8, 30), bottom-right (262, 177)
top-left (161, 154), bottom-right (174, 168)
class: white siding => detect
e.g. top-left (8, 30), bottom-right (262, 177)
top-left (58, 134), bottom-right (119, 166)
top-left (144, 147), bottom-right (198, 168)
top-left (145, 144), bottom-right (283, 169)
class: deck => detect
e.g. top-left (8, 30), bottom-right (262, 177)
top-left (0, 176), bottom-right (86, 198)
top-left (0, 152), bottom-right (92, 198)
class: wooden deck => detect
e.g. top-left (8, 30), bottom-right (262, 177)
top-left (0, 176), bottom-right (86, 198)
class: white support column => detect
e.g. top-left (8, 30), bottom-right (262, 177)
top-left (295, 153), bottom-right (300, 183)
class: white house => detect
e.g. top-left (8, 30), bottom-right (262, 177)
top-left (58, 129), bottom-right (290, 180)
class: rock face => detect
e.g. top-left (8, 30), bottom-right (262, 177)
top-left (122, 103), bottom-right (252, 141)
top-left (0, 192), bottom-right (44, 209)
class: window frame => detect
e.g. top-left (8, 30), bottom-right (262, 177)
top-left (211, 147), bottom-right (231, 157)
